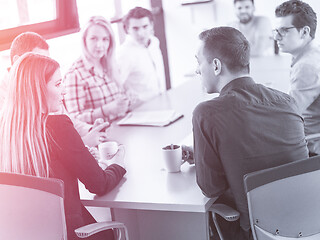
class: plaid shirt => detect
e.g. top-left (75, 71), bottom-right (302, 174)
top-left (64, 57), bottom-right (126, 124)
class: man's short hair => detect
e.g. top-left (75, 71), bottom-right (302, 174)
top-left (10, 32), bottom-right (49, 64)
top-left (275, 0), bottom-right (317, 39)
top-left (199, 27), bottom-right (250, 74)
top-left (234, 0), bottom-right (254, 4)
top-left (122, 7), bottom-right (153, 33)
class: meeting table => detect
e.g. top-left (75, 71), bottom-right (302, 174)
top-left (79, 75), bottom-right (216, 240)
top-left (79, 54), bottom-right (291, 240)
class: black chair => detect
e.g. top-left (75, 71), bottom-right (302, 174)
top-left (210, 155), bottom-right (320, 239)
top-left (0, 172), bottom-right (129, 240)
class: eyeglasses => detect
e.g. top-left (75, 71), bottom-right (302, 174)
top-left (272, 27), bottom-right (297, 38)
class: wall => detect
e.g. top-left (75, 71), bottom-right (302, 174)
top-left (162, 0), bottom-right (320, 87)
top-left (1, 0), bottom-right (320, 87)
top-left (162, 0), bottom-right (219, 87)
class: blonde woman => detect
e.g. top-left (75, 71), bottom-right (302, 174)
top-left (64, 16), bottom-right (130, 124)
top-left (0, 53), bottom-right (126, 240)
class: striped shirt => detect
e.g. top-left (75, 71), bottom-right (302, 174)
top-left (64, 56), bottom-right (126, 124)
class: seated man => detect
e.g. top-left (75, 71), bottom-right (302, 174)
top-left (0, 32), bottom-right (108, 147)
top-left (117, 7), bottom-right (166, 102)
top-left (274, 0), bottom-right (320, 156)
top-left (228, 0), bottom-right (273, 56)
top-left (193, 27), bottom-right (309, 239)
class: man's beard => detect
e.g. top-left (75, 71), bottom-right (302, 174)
top-left (239, 14), bottom-right (253, 24)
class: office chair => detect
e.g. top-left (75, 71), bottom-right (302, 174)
top-left (244, 155), bottom-right (320, 239)
top-left (0, 172), bottom-right (129, 240)
top-left (209, 203), bottom-right (240, 240)
top-left (209, 155), bottom-right (320, 240)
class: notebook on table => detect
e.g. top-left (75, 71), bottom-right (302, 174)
top-left (117, 110), bottom-right (184, 127)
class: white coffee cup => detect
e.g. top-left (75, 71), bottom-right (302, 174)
top-left (99, 141), bottom-right (119, 161)
top-left (162, 144), bottom-right (182, 173)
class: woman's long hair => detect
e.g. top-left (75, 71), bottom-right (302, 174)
top-left (81, 16), bottom-right (119, 82)
top-left (0, 53), bottom-right (60, 177)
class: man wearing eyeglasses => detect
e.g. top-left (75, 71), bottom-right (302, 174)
top-left (229, 0), bottom-right (273, 57)
top-left (274, 0), bottom-right (320, 156)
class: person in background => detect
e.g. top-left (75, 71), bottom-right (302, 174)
top-left (274, 0), bottom-right (320, 156)
top-left (64, 16), bottom-right (130, 125)
top-left (228, 0), bottom-right (273, 56)
top-left (0, 52), bottom-right (126, 240)
top-left (0, 32), bottom-right (50, 104)
top-left (117, 7), bottom-right (166, 103)
top-left (193, 26), bottom-right (308, 239)
top-left (0, 31), bottom-right (108, 148)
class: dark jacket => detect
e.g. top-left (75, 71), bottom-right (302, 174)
top-left (47, 115), bottom-right (126, 239)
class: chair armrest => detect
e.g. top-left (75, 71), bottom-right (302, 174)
top-left (306, 133), bottom-right (320, 141)
top-left (209, 203), bottom-right (240, 222)
top-left (75, 221), bottom-right (129, 239)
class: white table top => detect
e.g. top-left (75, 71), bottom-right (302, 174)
top-left (80, 54), bottom-right (292, 213)
top-left (80, 78), bottom-right (216, 213)
top-left (250, 54), bottom-right (291, 93)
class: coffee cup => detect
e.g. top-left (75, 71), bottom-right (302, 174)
top-left (162, 144), bottom-right (182, 173)
top-left (99, 141), bottom-right (119, 160)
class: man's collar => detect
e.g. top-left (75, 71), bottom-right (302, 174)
top-left (125, 35), bottom-right (154, 48)
top-left (220, 76), bottom-right (255, 95)
top-left (291, 39), bottom-right (314, 66)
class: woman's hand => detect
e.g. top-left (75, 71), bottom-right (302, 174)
top-left (108, 145), bottom-right (126, 169)
top-left (102, 98), bottom-right (130, 119)
top-left (82, 118), bottom-right (110, 147)
top-left (88, 146), bottom-right (100, 161)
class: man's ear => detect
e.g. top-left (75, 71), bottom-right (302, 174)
top-left (150, 21), bottom-right (155, 35)
top-left (300, 26), bottom-right (311, 38)
top-left (12, 55), bottom-right (20, 63)
top-left (212, 58), bottom-right (222, 76)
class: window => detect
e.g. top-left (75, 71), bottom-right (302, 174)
top-left (0, 0), bottom-right (80, 51)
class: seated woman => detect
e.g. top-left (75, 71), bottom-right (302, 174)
top-left (0, 53), bottom-right (126, 240)
top-left (64, 16), bottom-right (130, 124)
top-left (3, 31), bottom-right (109, 148)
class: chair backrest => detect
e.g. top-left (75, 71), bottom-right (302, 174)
top-left (244, 156), bottom-right (320, 240)
top-left (0, 172), bottom-right (67, 240)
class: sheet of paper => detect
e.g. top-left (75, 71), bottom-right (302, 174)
top-left (117, 110), bottom-right (183, 127)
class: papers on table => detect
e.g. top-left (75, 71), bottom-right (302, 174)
top-left (180, 0), bottom-right (212, 6)
top-left (117, 110), bottom-right (184, 127)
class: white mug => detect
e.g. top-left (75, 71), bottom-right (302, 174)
top-left (99, 141), bottom-right (119, 161)
top-left (162, 144), bottom-right (182, 173)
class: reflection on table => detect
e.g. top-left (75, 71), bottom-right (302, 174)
top-left (80, 78), bottom-right (215, 240)
top-left (251, 54), bottom-right (291, 93)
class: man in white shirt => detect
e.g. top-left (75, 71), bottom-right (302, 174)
top-left (229, 0), bottom-right (273, 57)
top-left (118, 7), bottom-right (166, 103)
